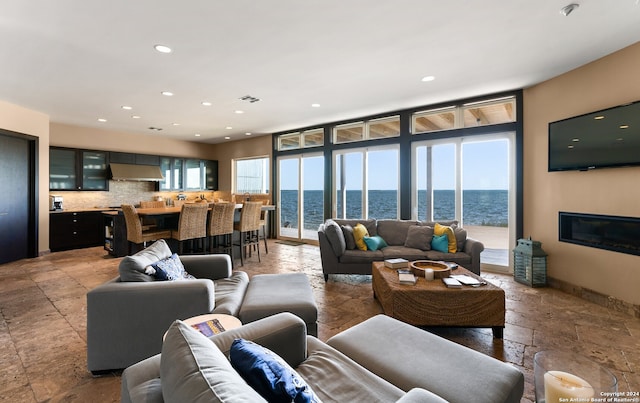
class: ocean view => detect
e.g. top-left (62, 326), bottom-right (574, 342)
top-left (280, 189), bottom-right (508, 231)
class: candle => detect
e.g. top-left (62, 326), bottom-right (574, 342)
top-left (544, 370), bottom-right (594, 403)
top-left (425, 269), bottom-right (434, 281)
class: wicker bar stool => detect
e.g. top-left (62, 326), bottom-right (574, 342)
top-left (139, 200), bottom-right (165, 229)
top-left (171, 203), bottom-right (208, 254)
top-left (233, 201), bottom-right (262, 266)
top-left (139, 200), bottom-right (165, 208)
top-left (121, 204), bottom-right (171, 254)
top-left (207, 202), bottom-right (235, 262)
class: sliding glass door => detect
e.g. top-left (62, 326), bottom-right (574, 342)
top-left (278, 153), bottom-right (324, 241)
top-left (413, 133), bottom-right (514, 271)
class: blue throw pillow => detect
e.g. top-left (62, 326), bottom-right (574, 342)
top-left (363, 235), bottom-right (388, 251)
top-left (151, 254), bottom-right (195, 281)
top-left (230, 339), bottom-right (321, 403)
top-left (431, 234), bottom-right (449, 253)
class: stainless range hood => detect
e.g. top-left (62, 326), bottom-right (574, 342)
top-left (109, 163), bottom-right (164, 181)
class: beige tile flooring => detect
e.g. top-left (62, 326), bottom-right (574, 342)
top-left (1, 241), bottom-right (639, 402)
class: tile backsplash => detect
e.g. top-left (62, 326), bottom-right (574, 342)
top-left (50, 181), bottom-right (215, 210)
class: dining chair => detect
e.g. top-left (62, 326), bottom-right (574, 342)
top-left (171, 203), bottom-right (209, 254)
top-left (121, 204), bottom-right (172, 254)
top-left (207, 202), bottom-right (236, 263)
top-left (257, 199), bottom-right (270, 254)
top-left (233, 201), bottom-right (262, 266)
top-left (139, 200), bottom-right (166, 229)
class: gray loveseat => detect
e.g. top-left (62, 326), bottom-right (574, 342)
top-left (319, 219), bottom-right (484, 281)
top-left (87, 240), bottom-right (318, 374)
top-left (121, 312), bottom-right (524, 403)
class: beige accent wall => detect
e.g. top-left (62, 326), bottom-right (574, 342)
top-left (209, 135), bottom-right (273, 191)
top-left (0, 100), bottom-right (50, 254)
top-left (50, 122), bottom-right (217, 158)
top-left (523, 41), bottom-right (640, 307)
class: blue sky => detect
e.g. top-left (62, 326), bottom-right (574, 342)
top-left (280, 139), bottom-right (509, 190)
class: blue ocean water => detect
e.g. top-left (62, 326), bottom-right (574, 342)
top-left (280, 189), bottom-right (508, 231)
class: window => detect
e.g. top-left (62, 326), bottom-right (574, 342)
top-left (368, 116), bottom-right (400, 139)
top-left (302, 129), bottom-right (324, 147)
top-left (235, 157), bottom-right (270, 194)
top-left (463, 97), bottom-right (515, 127)
top-left (278, 133), bottom-right (300, 151)
top-left (412, 107), bottom-right (456, 134)
top-left (333, 116), bottom-right (400, 144)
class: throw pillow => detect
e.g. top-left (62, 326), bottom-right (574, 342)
top-left (118, 239), bottom-right (172, 282)
top-left (363, 235), bottom-right (388, 251)
top-left (431, 234), bottom-right (449, 253)
top-left (404, 225), bottom-right (434, 251)
top-left (230, 339), bottom-right (322, 403)
top-left (454, 226), bottom-right (467, 251)
top-left (434, 223), bottom-right (457, 253)
top-left (151, 254), bottom-right (195, 281)
top-left (323, 219), bottom-right (346, 257)
top-left (161, 321), bottom-right (267, 403)
top-left (352, 223), bottom-right (370, 251)
top-left (341, 225), bottom-right (357, 250)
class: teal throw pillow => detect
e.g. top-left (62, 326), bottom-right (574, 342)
top-left (431, 234), bottom-right (449, 253)
top-left (363, 235), bottom-right (388, 251)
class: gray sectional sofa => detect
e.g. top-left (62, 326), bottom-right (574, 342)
top-left (319, 219), bottom-right (484, 280)
top-left (121, 312), bottom-right (524, 403)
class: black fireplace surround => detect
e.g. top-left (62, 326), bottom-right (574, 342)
top-left (559, 212), bottom-right (640, 256)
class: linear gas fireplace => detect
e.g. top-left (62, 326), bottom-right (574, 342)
top-left (559, 212), bottom-right (640, 256)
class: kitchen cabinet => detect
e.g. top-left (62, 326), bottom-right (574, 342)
top-left (50, 211), bottom-right (104, 251)
top-left (205, 160), bottom-right (218, 190)
top-left (160, 157), bottom-right (218, 191)
top-left (49, 147), bottom-right (109, 190)
top-left (110, 152), bottom-right (160, 166)
top-left (103, 212), bottom-right (128, 257)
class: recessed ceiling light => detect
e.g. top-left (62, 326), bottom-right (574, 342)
top-left (161, 91), bottom-right (174, 96)
top-left (567, 145), bottom-right (574, 149)
top-left (121, 105), bottom-right (132, 110)
top-left (620, 125), bottom-right (630, 129)
top-left (97, 118), bottom-right (107, 122)
top-left (154, 44), bottom-right (172, 53)
top-left (572, 138), bottom-right (580, 142)
top-left (132, 115), bottom-right (141, 119)
top-left (202, 101), bottom-right (212, 106)
top-left (224, 136), bottom-right (231, 140)
top-left (195, 133), bottom-right (201, 137)
top-left (172, 123), bottom-right (180, 126)
top-left (235, 110), bottom-right (244, 114)
top-left (421, 76), bottom-right (435, 82)
top-left (226, 126), bottom-right (233, 130)
top-left (311, 103), bottom-right (321, 108)
top-left (245, 132), bottom-right (252, 136)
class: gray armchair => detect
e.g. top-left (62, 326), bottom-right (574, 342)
top-left (86, 240), bottom-right (248, 374)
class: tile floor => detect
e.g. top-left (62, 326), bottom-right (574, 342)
top-left (1, 241), bottom-right (639, 402)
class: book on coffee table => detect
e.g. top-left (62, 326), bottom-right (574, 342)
top-left (385, 258), bottom-right (408, 269)
top-left (442, 277), bottom-right (462, 288)
top-left (191, 318), bottom-right (226, 337)
top-left (398, 272), bottom-right (417, 285)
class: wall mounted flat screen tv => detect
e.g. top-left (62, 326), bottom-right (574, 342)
top-left (548, 100), bottom-right (640, 172)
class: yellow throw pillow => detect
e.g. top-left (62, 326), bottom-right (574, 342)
top-left (434, 223), bottom-right (457, 253)
top-left (353, 223), bottom-right (370, 251)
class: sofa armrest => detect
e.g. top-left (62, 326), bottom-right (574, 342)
top-left (463, 237), bottom-right (484, 275)
top-left (396, 388), bottom-right (448, 403)
top-left (208, 312), bottom-right (308, 368)
top-left (121, 354), bottom-right (162, 403)
top-left (87, 277), bottom-right (216, 372)
top-left (180, 254), bottom-right (232, 280)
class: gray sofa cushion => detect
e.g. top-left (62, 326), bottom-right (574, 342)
top-left (119, 239), bottom-right (172, 282)
top-left (161, 320), bottom-right (266, 403)
top-left (341, 225), bottom-right (357, 250)
top-left (420, 220), bottom-right (458, 228)
top-left (339, 249), bottom-right (384, 264)
top-left (453, 226), bottom-right (467, 251)
top-left (404, 225), bottom-right (434, 251)
top-left (296, 337), bottom-right (404, 402)
top-left (377, 220), bottom-right (419, 246)
top-left (324, 219), bottom-right (346, 257)
top-left (212, 271), bottom-right (250, 316)
top-left (381, 246), bottom-right (429, 261)
top-left (334, 219), bottom-right (377, 237)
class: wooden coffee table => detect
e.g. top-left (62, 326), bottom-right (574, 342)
top-left (372, 261), bottom-right (505, 338)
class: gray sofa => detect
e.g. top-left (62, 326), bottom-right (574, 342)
top-left (87, 240), bottom-right (318, 374)
top-left (121, 312), bottom-right (524, 403)
top-left (319, 219), bottom-right (484, 280)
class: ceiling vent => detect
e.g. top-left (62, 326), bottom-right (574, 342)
top-left (239, 95), bottom-right (261, 103)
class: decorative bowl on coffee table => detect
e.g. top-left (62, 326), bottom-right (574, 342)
top-left (410, 260), bottom-right (451, 279)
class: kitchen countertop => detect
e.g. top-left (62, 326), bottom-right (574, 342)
top-left (50, 208), bottom-right (118, 214)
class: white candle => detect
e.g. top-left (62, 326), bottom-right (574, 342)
top-left (544, 370), bottom-right (594, 403)
top-left (425, 269), bottom-right (434, 281)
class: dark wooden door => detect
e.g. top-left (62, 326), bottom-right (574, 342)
top-left (0, 132), bottom-right (33, 264)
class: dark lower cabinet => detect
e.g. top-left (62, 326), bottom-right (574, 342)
top-left (50, 211), bottom-right (104, 252)
top-left (104, 212), bottom-right (128, 257)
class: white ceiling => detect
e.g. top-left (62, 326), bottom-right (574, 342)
top-left (1, 1), bottom-right (639, 144)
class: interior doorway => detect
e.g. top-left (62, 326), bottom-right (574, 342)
top-left (0, 130), bottom-right (37, 264)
